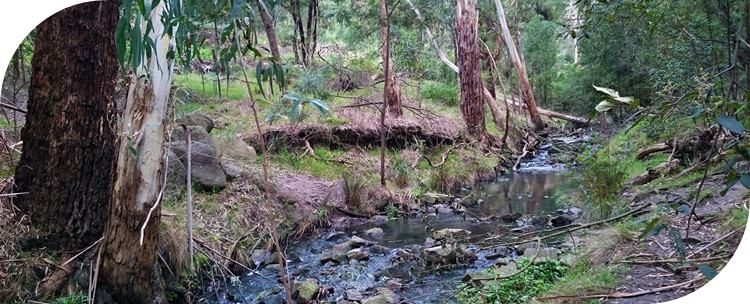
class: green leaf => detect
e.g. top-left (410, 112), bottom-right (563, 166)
top-left (614, 96), bottom-right (634, 104)
top-left (255, 61), bottom-right (266, 98)
top-left (289, 99), bottom-right (302, 123)
top-left (273, 62), bottom-right (285, 90)
top-left (740, 174), bottom-right (750, 188)
top-left (593, 85), bottom-right (621, 98)
top-left (595, 100), bottom-right (615, 112)
top-left (697, 264), bottom-right (718, 280)
top-left (716, 115), bottom-right (745, 134)
top-left (137, 0), bottom-right (147, 16)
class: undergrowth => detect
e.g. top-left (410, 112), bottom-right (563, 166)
top-left (456, 259), bottom-right (568, 304)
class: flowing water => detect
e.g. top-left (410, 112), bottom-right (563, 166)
top-left (213, 137), bottom-right (586, 304)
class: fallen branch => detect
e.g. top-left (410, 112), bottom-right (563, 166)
top-left (620, 254), bottom-right (732, 265)
top-left (538, 275), bottom-right (704, 302)
top-left (686, 230), bottom-right (738, 259)
top-left (636, 142), bottom-right (672, 160)
top-left (482, 203), bottom-right (651, 250)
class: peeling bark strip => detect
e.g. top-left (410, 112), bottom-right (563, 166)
top-left (100, 0), bottom-right (178, 302)
top-left (14, 1), bottom-right (119, 250)
top-left (455, 0), bottom-right (486, 136)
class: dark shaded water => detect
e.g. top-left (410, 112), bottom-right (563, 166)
top-left (212, 170), bottom-right (573, 304)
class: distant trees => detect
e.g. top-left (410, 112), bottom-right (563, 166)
top-left (13, 0), bottom-right (119, 250)
top-left (455, 0), bottom-right (486, 137)
top-left (287, 0), bottom-right (319, 66)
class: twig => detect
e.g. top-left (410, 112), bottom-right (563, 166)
top-left (61, 237), bottom-right (103, 266)
top-left (0, 192), bottom-right (28, 197)
top-left (182, 124), bottom-right (195, 271)
top-left (686, 230), bottom-right (738, 259)
top-left (193, 237), bottom-right (274, 282)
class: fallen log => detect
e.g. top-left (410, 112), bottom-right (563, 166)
top-left (636, 142), bottom-right (672, 160)
top-left (246, 123), bottom-right (462, 152)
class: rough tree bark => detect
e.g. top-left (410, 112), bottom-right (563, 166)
top-left (493, 0), bottom-right (545, 130)
top-left (13, 1), bottom-right (119, 250)
top-left (99, 0), bottom-right (179, 302)
top-left (257, 0), bottom-right (282, 63)
top-left (455, 0), bottom-right (486, 136)
top-left (379, 0), bottom-right (403, 116)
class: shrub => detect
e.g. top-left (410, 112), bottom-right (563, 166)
top-left (420, 82), bottom-right (459, 106)
top-left (391, 156), bottom-right (411, 188)
top-left (575, 148), bottom-right (628, 219)
top-left (293, 69), bottom-right (332, 99)
top-left (343, 172), bottom-right (369, 214)
top-left (457, 259), bottom-right (568, 304)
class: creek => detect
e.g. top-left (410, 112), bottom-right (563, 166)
top-left (213, 135), bottom-right (588, 304)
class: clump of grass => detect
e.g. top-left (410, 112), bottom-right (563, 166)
top-left (273, 148), bottom-right (347, 179)
top-left (575, 148), bottom-right (628, 219)
top-left (457, 259), bottom-right (568, 304)
top-left (545, 258), bottom-right (625, 298)
top-left (173, 73), bottom-right (249, 101)
top-left (722, 207), bottom-right (748, 232)
top-left (343, 172), bottom-right (370, 214)
top-left (52, 293), bottom-right (87, 304)
top-left (391, 155), bottom-right (411, 188)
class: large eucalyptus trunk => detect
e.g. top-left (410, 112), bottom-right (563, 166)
top-left (13, 1), bottom-right (119, 250)
top-left (99, 0), bottom-right (179, 302)
top-left (379, 0), bottom-right (403, 116)
top-left (455, 0), bottom-right (485, 136)
top-left (257, 0), bottom-right (282, 63)
top-left (493, 0), bottom-right (545, 130)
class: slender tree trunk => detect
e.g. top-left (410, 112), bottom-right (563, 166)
top-left (455, 0), bottom-right (485, 137)
top-left (379, 0), bottom-right (403, 116)
top-left (290, 0), bottom-right (307, 66)
top-left (14, 1), bottom-right (119, 250)
top-left (100, 1), bottom-right (179, 302)
top-left (493, 0), bottom-right (545, 130)
top-left (257, 0), bottom-right (281, 63)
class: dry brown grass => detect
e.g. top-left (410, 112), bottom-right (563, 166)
top-left (0, 177), bottom-right (39, 302)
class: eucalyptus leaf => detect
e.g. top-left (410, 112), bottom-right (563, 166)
top-left (697, 264), bottom-right (718, 280)
top-left (595, 100), bottom-right (615, 112)
top-left (716, 115), bottom-right (745, 134)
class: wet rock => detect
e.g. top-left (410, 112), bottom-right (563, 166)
top-left (435, 204), bottom-right (453, 214)
top-left (550, 215), bottom-right (576, 227)
top-left (431, 228), bottom-right (471, 241)
top-left (345, 289), bottom-right (363, 301)
top-left (494, 257), bottom-right (510, 266)
top-left (423, 237), bottom-right (436, 248)
top-left (522, 247), bottom-right (561, 261)
top-left (516, 242), bottom-right (537, 254)
top-left (176, 111), bottom-right (214, 133)
top-left (421, 192), bottom-right (451, 205)
top-left (371, 245), bottom-right (389, 255)
top-left (251, 249), bottom-right (271, 267)
top-left (347, 248), bottom-right (370, 261)
top-left (370, 215), bottom-right (389, 225)
top-left (463, 271), bottom-right (499, 286)
top-left (350, 236), bottom-right (374, 247)
top-left (333, 241), bottom-right (354, 253)
top-left (395, 249), bottom-right (413, 260)
top-left (500, 212), bottom-right (523, 222)
top-left (292, 278), bottom-right (319, 303)
top-left (362, 288), bottom-right (400, 304)
top-left (421, 244), bottom-right (476, 266)
top-left (485, 246), bottom-right (509, 259)
top-left (365, 228), bottom-right (384, 239)
top-left (325, 232), bottom-right (347, 242)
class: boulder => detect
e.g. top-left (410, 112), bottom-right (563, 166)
top-left (485, 246), bottom-right (509, 259)
top-left (345, 289), bottom-right (363, 302)
top-left (431, 228), bottom-right (471, 241)
top-left (215, 135), bottom-right (257, 161)
top-left (350, 236), bottom-right (374, 247)
top-left (250, 249), bottom-right (271, 267)
top-left (522, 247), bottom-right (561, 261)
top-left (347, 248), bottom-right (370, 261)
top-left (362, 288), bottom-right (399, 304)
top-left (170, 125), bottom-right (213, 144)
top-left (370, 215), bottom-right (389, 225)
top-left (325, 232), bottom-right (348, 242)
top-left (421, 244), bottom-right (476, 266)
top-left (164, 149), bottom-right (186, 197)
top-left (222, 163), bottom-right (242, 180)
top-left (176, 111), bottom-right (214, 133)
top-left (171, 141), bottom-right (227, 188)
top-left (292, 278), bottom-right (319, 303)
top-left (365, 228), bottom-right (384, 239)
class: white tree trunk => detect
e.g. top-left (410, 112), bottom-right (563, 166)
top-left (100, 0), bottom-right (179, 301)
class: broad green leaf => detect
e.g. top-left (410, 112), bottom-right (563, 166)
top-left (740, 174), bottom-right (750, 188)
top-left (614, 96), bottom-right (634, 104)
top-left (289, 100), bottom-right (302, 123)
top-left (255, 61), bottom-right (266, 98)
top-left (308, 99), bottom-right (330, 117)
top-left (697, 264), bottom-right (718, 280)
top-left (595, 100), bottom-right (615, 112)
top-left (273, 62), bottom-right (285, 90)
top-left (716, 115), bottom-right (745, 134)
top-left (593, 85), bottom-right (621, 98)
